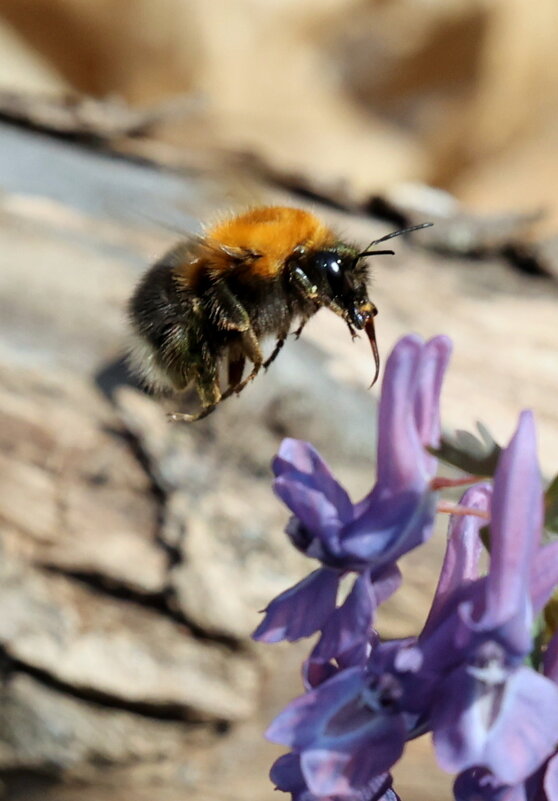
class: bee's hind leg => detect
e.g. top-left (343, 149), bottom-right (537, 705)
top-left (171, 356), bottom-right (261, 425)
top-left (168, 403), bottom-right (219, 423)
top-left (169, 330), bottom-right (263, 423)
top-left (169, 280), bottom-right (267, 422)
top-left (168, 363), bottom-right (222, 423)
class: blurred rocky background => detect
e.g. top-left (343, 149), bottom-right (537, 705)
top-left (0, 1), bottom-right (557, 800)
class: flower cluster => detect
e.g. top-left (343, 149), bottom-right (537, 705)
top-left (253, 335), bottom-right (558, 801)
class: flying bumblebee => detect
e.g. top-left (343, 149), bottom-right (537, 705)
top-left (128, 206), bottom-right (431, 422)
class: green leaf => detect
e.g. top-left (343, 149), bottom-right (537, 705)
top-left (545, 474), bottom-right (558, 535)
top-left (431, 421), bottom-right (502, 476)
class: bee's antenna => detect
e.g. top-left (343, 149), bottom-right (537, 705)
top-left (358, 222), bottom-right (433, 258)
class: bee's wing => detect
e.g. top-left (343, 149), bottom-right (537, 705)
top-left (158, 237), bottom-right (261, 286)
top-left (157, 235), bottom-right (206, 268)
top-left (202, 239), bottom-right (262, 264)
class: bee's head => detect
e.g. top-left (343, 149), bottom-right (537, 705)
top-left (300, 247), bottom-right (376, 330)
top-left (298, 245), bottom-right (380, 386)
top-left (297, 222), bottom-right (433, 328)
top-left (290, 223), bottom-right (432, 387)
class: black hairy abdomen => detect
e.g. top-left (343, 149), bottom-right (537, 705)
top-left (129, 262), bottom-right (191, 352)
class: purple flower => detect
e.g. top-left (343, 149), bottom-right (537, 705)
top-left (267, 664), bottom-right (407, 798)
top-left (266, 410), bottom-right (558, 800)
top-left (253, 335), bottom-right (452, 661)
top-left (270, 752), bottom-right (400, 801)
top-left (257, 322), bottom-right (558, 801)
top-left (452, 625), bottom-right (558, 801)
top-left (546, 755), bottom-right (558, 801)
top-left (416, 412), bottom-right (558, 786)
top-left (453, 753), bottom-right (558, 801)
top-left (453, 767), bottom-right (526, 801)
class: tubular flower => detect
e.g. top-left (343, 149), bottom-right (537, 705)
top-left (258, 330), bottom-right (558, 801)
top-left (452, 626), bottom-right (558, 801)
top-left (267, 663), bottom-right (408, 798)
top-left (253, 335), bottom-right (452, 662)
top-left (270, 752), bottom-right (400, 801)
top-left (416, 412), bottom-right (558, 786)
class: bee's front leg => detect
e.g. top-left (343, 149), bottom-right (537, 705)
top-left (293, 318), bottom-right (308, 340)
top-left (290, 266), bottom-right (345, 320)
top-left (263, 324), bottom-right (291, 372)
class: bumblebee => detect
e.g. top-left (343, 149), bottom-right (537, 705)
top-left (128, 206), bottom-right (431, 422)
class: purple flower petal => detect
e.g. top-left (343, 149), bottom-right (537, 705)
top-left (483, 411), bottom-right (542, 649)
top-left (483, 667), bottom-right (558, 784)
top-left (310, 573), bottom-right (375, 662)
top-left (375, 334), bottom-right (423, 490)
top-left (544, 753), bottom-right (558, 801)
top-left (343, 488), bottom-right (437, 573)
top-left (267, 667), bottom-right (406, 786)
top-left (253, 568), bottom-right (340, 643)
top-left (413, 335), bottom-right (453, 475)
top-left (271, 752), bottom-right (399, 801)
top-left (306, 565), bottom-right (402, 684)
top-left (304, 659), bottom-right (341, 691)
top-left (434, 664), bottom-right (558, 785)
top-left (266, 667), bottom-right (367, 750)
top-left (422, 485), bottom-right (490, 638)
top-left (274, 476), bottom-right (345, 550)
top-left (273, 439), bottom-right (354, 526)
top-left (270, 753), bottom-right (313, 801)
top-left (454, 769), bottom-right (526, 801)
top-left (372, 564), bottom-right (403, 606)
top-left (374, 334), bottom-right (451, 491)
top-left (301, 747), bottom-right (400, 799)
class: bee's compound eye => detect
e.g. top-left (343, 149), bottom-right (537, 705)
top-left (328, 258), bottom-right (341, 274)
top-left (310, 250), bottom-right (347, 296)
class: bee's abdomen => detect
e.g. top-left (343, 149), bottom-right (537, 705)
top-left (129, 261), bottom-right (188, 350)
top-left (128, 260), bottom-right (204, 392)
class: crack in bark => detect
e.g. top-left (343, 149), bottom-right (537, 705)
top-left (39, 564), bottom-right (245, 651)
top-left (0, 645), bottom-right (230, 728)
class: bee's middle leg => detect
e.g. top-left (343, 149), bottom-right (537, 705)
top-left (206, 280), bottom-right (266, 397)
top-left (171, 282), bottom-right (266, 422)
top-left (263, 316), bottom-right (308, 372)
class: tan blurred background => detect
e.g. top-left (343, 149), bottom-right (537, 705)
top-left (1, 0), bottom-right (558, 228)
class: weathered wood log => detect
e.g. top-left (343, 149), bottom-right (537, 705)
top-left (0, 109), bottom-right (557, 801)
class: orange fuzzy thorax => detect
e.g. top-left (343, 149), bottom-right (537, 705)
top-left (204, 206), bottom-right (337, 279)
